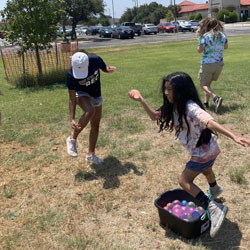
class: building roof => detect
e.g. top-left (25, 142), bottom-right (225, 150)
top-left (241, 0), bottom-right (250, 5)
top-left (178, 0), bottom-right (250, 14)
top-left (179, 0), bottom-right (196, 6)
top-left (179, 4), bottom-right (208, 13)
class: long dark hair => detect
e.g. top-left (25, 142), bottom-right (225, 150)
top-left (158, 72), bottom-right (213, 146)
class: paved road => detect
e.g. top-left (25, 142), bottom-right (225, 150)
top-left (77, 23), bottom-right (250, 49)
top-left (1, 23), bottom-right (249, 49)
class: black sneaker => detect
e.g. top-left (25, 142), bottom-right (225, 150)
top-left (203, 102), bottom-right (209, 109)
top-left (213, 96), bottom-right (223, 113)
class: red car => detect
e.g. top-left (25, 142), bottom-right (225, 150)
top-left (156, 23), bottom-right (176, 33)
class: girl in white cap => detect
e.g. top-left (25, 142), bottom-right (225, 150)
top-left (66, 50), bottom-right (116, 164)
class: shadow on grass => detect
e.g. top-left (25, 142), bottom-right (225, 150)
top-left (75, 155), bottom-right (143, 189)
top-left (163, 218), bottom-right (241, 249)
top-left (207, 103), bottom-right (245, 115)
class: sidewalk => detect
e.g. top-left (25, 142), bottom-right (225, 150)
top-left (225, 22), bottom-right (250, 27)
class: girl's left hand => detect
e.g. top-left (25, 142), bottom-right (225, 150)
top-left (128, 89), bottom-right (142, 102)
top-left (234, 136), bottom-right (250, 147)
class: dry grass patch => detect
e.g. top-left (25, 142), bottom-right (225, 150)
top-left (1, 109), bottom-right (250, 249)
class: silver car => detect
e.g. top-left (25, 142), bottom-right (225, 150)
top-left (142, 24), bottom-right (158, 35)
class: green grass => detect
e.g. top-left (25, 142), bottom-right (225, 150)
top-left (1, 36), bottom-right (250, 145)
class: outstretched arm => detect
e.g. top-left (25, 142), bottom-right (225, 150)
top-left (207, 120), bottom-right (250, 147)
top-left (128, 90), bottom-right (160, 121)
top-left (102, 66), bottom-right (116, 73)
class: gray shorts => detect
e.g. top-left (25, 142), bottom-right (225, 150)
top-left (199, 62), bottom-right (224, 83)
top-left (186, 159), bottom-right (215, 173)
top-left (76, 91), bottom-right (103, 107)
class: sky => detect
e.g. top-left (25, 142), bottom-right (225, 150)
top-left (104, 0), bottom-right (206, 18)
top-left (0, 0), bottom-right (206, 19)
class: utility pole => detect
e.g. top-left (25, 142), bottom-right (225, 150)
top-left (209, 0), bottom-right (213, 18)
top-left (112, 0), bottom-right (115, 25)
top-left (132, 0), bottom-right (138, 23)
top-left (173, 0), bottom-right (176, 23)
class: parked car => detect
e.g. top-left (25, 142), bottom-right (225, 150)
top-left (99, 26), bottom-right (113, 38)
top-left (76, 26), bottom-right (88, 36)
top-left (111, 26), bottom-right (134, 39)
top-left (142, 24), bottom-right (158, 35)
top-left (189, 20), bottom-right (200, 32)
top-left (156, 23), bottom-right (176, 33)
top-left (172, 20), bottom-right (192, 32)
top-left (120, 22), bottom-right (142, 36)
top-left (86, 26), bottom-right (100, 35)
top-left (57, 27), bottom-right (72, 37)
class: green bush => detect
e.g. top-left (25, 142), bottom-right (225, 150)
top-left (189, 14), bottom-right (195, 20)
top-left (228, 12), bottom-right (238, 23)
top-left (195, 13), bottom-right (202, 21)
top-left (217, 9), bottom-right (238, 23)
top-left (217, 9), bottom-right (230, 22)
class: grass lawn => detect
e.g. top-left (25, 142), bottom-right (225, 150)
top-left (1, 35), bottom-right (250, 249)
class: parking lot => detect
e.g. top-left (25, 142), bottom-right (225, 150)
top-left (0, 23), bottom-right (250, 49)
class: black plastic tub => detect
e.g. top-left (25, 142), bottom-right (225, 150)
top-left (154, 189), bottom-right (210, 238)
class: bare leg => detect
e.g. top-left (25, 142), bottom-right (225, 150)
top-left (179, 168), bottom-right (201, 198)
top-left (203, 167), bottom-right (216, 184)
top-left (72, 96), bottom-right (95, 139)
top-left (200, 81), bottom-right (216, 103)
top-left (89, 105), bottom-right (102, 153)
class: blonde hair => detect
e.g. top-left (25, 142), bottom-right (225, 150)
top-left (197, 18), bottom-right (224, 37)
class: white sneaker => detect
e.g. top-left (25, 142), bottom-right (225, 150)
top-left (66, 136), bottom-right (78, 157)
top-left (208, 200), bottom-right (228, 238)
top-left (207, 185), bottom-right (223, 199)
top-left (85, 153), bottom-right (103, 164)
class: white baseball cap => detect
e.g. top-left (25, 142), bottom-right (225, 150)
top-left (71, 52), bottom-right (89, 79)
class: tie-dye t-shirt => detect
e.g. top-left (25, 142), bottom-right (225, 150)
top-left (173, 100), bottom-right (220, 163)
top-left (199, 32), bottom-right (228, 64)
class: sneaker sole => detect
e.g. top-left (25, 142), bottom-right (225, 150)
top-left (210, 205), bottom-right (228, 238)
top-left (211, 189), bottom-right (223, 199)
top-left (68, 152), bottom-right (78, 157)
top-left (215, 98), bottom-right (223, 113)
top-left (85, 159), bottom-right (103, 164)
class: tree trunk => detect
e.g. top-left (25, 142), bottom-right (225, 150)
top-left (35, 47), bottom-right (43, 83)
top-left (71, 20), bottom-right (77, 41)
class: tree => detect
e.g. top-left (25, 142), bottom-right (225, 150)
top-left (1, 0), bottom-right (65, 78)
top-left (120, 2), bottom-right (169, 25)
top-left (64, 0), bottom-right (104, 40)
top-left (166, 10), bottom-right (174, 22)
top-left (99, 15), bottom-right (111, 26)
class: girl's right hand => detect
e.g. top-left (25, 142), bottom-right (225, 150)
top-left (71, 120), bottom-right (81, 131)
top-left (128, 89), bottom-right (142, 102)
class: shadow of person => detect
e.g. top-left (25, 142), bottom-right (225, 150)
top-left (208, 103), bottom-right (245, 115)
top-left (75, 155), bottom-right (143, 189)
top-left (163, 218), bottom-right (242, 249)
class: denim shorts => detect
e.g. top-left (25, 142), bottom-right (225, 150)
top-left (76, 91), bottom-right (103, 107)
top-left (186, 159), bottom-right (215, 173)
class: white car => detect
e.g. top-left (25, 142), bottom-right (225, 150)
top-left (142, 24), bottom-right (158, 35)
top-left (172, 20), bottom-right (192, 32)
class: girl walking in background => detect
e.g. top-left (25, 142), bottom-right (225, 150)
top-left (128, 72), bottom-right (250, 238)
top-left (197, 18), bottom-right (228, 112)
